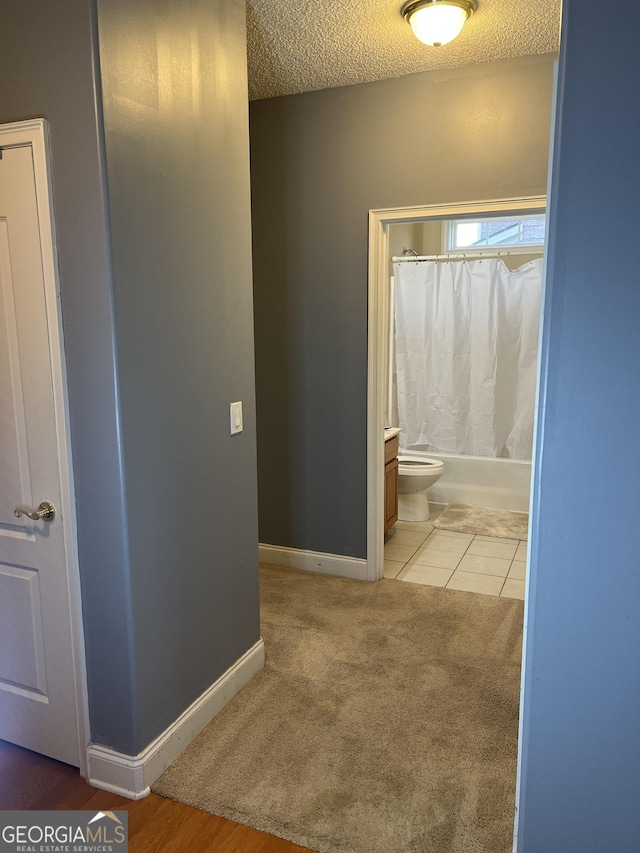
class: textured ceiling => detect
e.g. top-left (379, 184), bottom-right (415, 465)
top-left (247, 0), bottom-right (561, 101)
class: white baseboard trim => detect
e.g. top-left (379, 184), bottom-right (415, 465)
top-left (259, 543), bottom-right (369, 581)
top-left (86, 637), bottom-right (265, 799)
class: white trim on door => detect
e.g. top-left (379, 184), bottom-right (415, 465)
top-left (366, 197), bottom-right (546, 582)
top-left (0, 119), bottom-right (89, 774)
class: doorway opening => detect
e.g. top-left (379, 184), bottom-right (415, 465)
top-left (367, 196), bottom-right (546, 581)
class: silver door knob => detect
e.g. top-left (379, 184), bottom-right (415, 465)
top-left (14, 501), bottom-right (56, 523)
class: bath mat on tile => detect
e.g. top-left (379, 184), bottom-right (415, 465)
top-left (434, 503), bottom-right (528, 540)
top-left (154, 564), bottom-right (523, 853)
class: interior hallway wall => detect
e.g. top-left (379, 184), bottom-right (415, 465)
top-left (250, 55), bottom-right (555, 559)
top-left (97, 0), bottom-right (260, 752)
top-left (518, 1), bottom-right (640, 849)
top-left (0, 0), bottom-right (139, 752)
top-left (0, 0), bottom-right (260, 759)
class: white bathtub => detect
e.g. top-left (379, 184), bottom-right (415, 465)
top-left (409, 451), bottom-right (532, 512)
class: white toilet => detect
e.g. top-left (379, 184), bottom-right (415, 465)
top-left (397, 455), bottom-right (445, 522)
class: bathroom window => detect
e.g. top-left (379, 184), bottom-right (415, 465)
top-left (445, 214), bottom-right (546, 254)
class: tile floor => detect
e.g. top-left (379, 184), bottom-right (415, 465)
top-left (385, 505), bottom-right (527, 600)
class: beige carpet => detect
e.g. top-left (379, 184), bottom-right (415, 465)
top-left (434, 504), bottom-right (529, 540)
top-left (154, 566), bottom-right (524, 853)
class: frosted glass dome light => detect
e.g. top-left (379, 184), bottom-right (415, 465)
top-left (402, 0), bottom-right (477, 47)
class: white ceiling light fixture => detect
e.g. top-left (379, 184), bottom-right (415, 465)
top-left (402, 0), bottom-right (477, 47)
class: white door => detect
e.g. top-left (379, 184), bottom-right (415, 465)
top-left (0, 122), bottom-right (84, 767)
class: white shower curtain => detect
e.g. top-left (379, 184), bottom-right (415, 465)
top-left (392, 258), bottom-right (542, 459)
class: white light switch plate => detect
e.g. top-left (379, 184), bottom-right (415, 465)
top-left (230, 401), bottom-right (243, 435)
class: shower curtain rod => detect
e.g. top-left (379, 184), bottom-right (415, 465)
top-left (392, 251), bottom-right (520, 262)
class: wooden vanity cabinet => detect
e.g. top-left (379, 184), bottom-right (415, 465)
top-left (384, 435), bottom-right (399, 534)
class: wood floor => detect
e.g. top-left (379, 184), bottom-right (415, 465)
top-left (0, 740), bottom-right (311, 852)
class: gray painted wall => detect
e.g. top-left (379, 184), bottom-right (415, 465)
top-left (250, 56), bottom-right (555, 559)
top-left (517, 1), bottom-right (640, 849)
top-left (2, 0), bottom-right (259, 757)
top-left (97, 0), bottom-right (260, 751)
top-left (0, 0), bottom-right (138, 752)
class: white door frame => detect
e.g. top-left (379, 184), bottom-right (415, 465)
top-left (0, 118), bottom-right (89, 774)
top-left (366, 196), bottom-right (546, 581)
